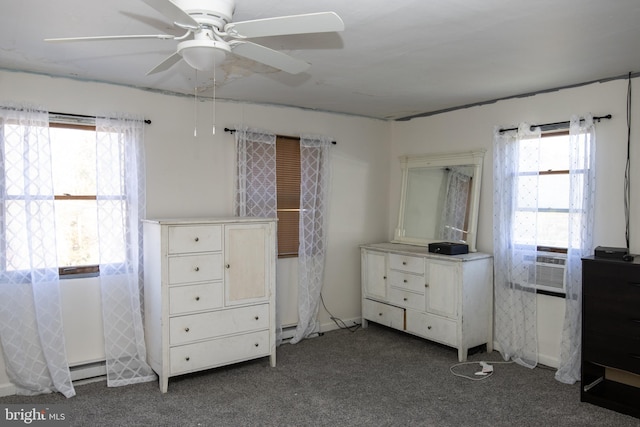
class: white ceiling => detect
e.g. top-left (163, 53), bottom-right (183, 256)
top-left (1, 0), bottom-right (640, 120)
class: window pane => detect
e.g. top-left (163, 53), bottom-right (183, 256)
top-left (54, 200), bottom-right (99, 267)
top-left (539, 134), bottom-right (570, 171)
top-left (50, 127), bottom-right (96, 195)
top-left (536, 212), bottom-right (568, 248)
top-left (538, 174), bottom-right (569, 209)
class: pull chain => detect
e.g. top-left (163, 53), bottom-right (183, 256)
top-left (194, 69), bottom-right (198, 137)
top-left (212, 56), bottom-right (217, 135)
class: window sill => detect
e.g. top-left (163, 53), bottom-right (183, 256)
top-left (536, 289), bottom-right (566, 298)
top-left (59, 265), bottom-right (99, 279)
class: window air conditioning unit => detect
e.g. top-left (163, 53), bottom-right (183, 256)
top-left (524, 253), bottom-right (566, 294)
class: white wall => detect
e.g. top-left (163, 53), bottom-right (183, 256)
top-left (0, 70), bottom-right (391, 394)
top-left (390, 77), bottom-right (640, 366)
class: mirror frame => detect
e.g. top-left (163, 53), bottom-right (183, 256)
top-left (392, 149), bottom-right (486, 252)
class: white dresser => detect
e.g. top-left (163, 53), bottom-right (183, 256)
top-left (143, 217), bottom-right (277, 392)
top-left (361, 242), bottom-right (493, 361)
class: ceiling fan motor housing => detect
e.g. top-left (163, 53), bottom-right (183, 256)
top-left (172, 0), bottom-right (235, 28)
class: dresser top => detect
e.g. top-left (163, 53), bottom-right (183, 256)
top-left (360, 242), bottom-right (492, 262)
top-left (143, 216), bottom-right (276, 225)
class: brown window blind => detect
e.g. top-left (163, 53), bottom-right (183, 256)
top-left (276, 136), bottom-right (301, 257)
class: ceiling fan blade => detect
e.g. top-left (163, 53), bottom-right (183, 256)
top-left (225, 12), bottom-right (344, 39)
top-left (142, 0), bottom-right (199, 28)
top-left (146, 52), bottom-right (183, 75)
top-left (45, 34), bottom-right (175, 42)
top-left (229, 41), bottom-right (310, 74)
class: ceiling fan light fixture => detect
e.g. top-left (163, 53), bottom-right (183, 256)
top-left (178, 39), bottom-right (230, 71)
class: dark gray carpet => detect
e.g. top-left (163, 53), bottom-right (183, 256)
top-left (1, 323), bottom-right (638, 426)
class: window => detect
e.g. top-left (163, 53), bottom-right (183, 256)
top-left (512, 130), bottom-right (593, 296)
top-left (276, 136), bottom-right (301, 258)
top-left (49, 123), bottom-right (101, 276)
top-left (513, 131), bottom-right (572, 253)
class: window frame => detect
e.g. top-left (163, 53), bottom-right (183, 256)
top-left (513, 130), bottom-right (572, 255)
top-left (48, 121), bottom-right (102, 277)
top-left (513, 130), bottom-right (577, 298)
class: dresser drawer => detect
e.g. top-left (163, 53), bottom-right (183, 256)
top-left (388, 287), bottom-right (425, 311)
top-left (583, 261), bottom-right (640, 299)
top-left (170, 330), bottom-right (270, 375)
top-left (168, 225), bottom-right (222, 254)
top-left (363, 298), bottom-right (404, 330)
top-left (169, 282), bottom-right (223, 315)
top-left (387, 270), bottom-right (425, 294)
top-left (388, 253), bottom-right (424, 275)
top-left (168, 253), bottom-right (222, 284)
top-left (582, 334), bottom-right (640, 375)
top-left (170, 304), bottom-right (269, 345)
top-left (584, 298), bottom-right (640, 336)
top-left (405, 310), bottom-right (457, 347)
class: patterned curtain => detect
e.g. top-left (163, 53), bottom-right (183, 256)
top-left (0, 104), bottom-right (75, 397)
top-left (439, 168), bottom-right (471, 242)
top-left (96, 114), bottom-right (156, 387)
top-left (290, 134), bottom-right (332, 344)
top-left (234, 127), bottom-right (277, 217)
top-left (234, 127), bottom-right (280, 341)
top-left (493, 123), bottom-right (541, 369)
top-left (555, 115), bottom-right (595, 384)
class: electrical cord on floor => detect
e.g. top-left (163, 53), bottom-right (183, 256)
top-left (320, 293), bottom-right (361, 332)
top-left (449, 360), bottom-right (514, 381)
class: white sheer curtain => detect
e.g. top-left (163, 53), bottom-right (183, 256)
top-left (493, 123), bottom-right (541, 369)
top-left (290, 135), bottom-right (332, 344)
top-left (234, 127), bottom-right (277, 217)
top-left (234, 127), bottom-right (281, 341)
top-left (494, 116), bottom-right (596, 380)
top-left (555, 115), bottom-right (596, 384)
top-left (96, 114), bottom-right (156, 387)
top-left (439, 168), bottom-right (472, 242)
top-left (0, 104), bottom-right (75, 397)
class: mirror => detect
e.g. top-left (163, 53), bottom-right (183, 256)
top-left (393, 149), bottom-right (486, 252)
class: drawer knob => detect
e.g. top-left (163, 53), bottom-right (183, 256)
top-left (403, 261), bottom-right (407, 265)
top-left (378, 312), bottom-right (383, 316)
top-left (425, 284), bottom-right (429, 288)
top-left (254, 343), bottom-right (259, 347)
top-left (403, 279), bottom-right (408, 283)
top-left (226, 264), bottom-right (230, 269)
top-left (185, 327), bottom-right (190, 332)
top-left (195, 296), bottom-right (200, 301)
top-left (383, 276), bottom-right (387, 280)
top-left (185, 356), bottom-right (190, 361)
top-left (194, 237), bottom-right (199, 242)
top-left (194, 266), bottom-right (200, 272)
top-left (255, 316), bottom-right (259, 320)
top-left (427, 326), bottom-right (432, 330)
top-left (403, 297), bottom-right (407, 301)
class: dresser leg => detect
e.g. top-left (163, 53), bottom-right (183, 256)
top-left (270, 351), bottom-right (276, 367)
top-left (458, 347), bottom-right (468, 362)
top-left (160, 376), bottom-right (168, 393)
top-left (362, 318), bottom-right (369, 328)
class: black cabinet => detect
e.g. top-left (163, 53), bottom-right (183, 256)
top-left (581, 256), bottom-right (640, 419)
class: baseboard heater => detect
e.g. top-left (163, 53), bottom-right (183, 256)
top-left (279, 325), bottom-right (298, 342)
top-left (69, 361), bottom-right (107, 382)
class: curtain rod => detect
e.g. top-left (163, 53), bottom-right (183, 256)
top-left (498, 114), bottom-right (611, 133)
top-left (224, 127), bottom-right (336, 145)
top-left (49, 111), bottom-right (151, 125)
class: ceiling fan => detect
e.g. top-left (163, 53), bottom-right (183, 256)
top-left (45, 0), bottom-right (345, 75)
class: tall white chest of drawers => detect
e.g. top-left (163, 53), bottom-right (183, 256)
top-left (143, 217), bottom-right (277, 392)
top-left (361, 242), bottom-right (493, 361)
